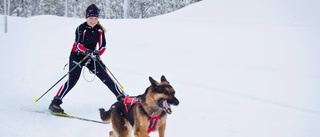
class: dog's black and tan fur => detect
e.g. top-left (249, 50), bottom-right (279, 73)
top-left (99, 75), bottom-right (179, 137)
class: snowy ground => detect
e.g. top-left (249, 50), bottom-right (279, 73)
top-left (1, 0), bottom-right (320, 136)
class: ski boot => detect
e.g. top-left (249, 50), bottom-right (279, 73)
top-left (49, 96), bottom-right (64, 113)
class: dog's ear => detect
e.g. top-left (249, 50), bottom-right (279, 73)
top-left (161, 75), bottom-right (170, 84)
top-left (149, 76), bottom-right (158, 89)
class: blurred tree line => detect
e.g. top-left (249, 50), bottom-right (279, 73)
top-left (0, 0), bottom-right (201, 19)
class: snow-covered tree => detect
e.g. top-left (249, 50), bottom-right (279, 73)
top-left (2, 0), bottom-right (202, 18)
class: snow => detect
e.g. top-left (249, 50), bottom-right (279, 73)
top-left (1, 0), bottom-right (320, 136)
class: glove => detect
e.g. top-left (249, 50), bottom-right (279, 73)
top-left (93, 50), bottom-right (100, 56)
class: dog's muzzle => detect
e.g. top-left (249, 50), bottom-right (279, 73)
top-left (169, 97), bottom-right (179, 106)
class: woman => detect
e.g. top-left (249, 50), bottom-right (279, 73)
top-left (49, 4), bottom-right (127, 113)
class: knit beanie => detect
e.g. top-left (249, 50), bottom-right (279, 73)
top-left (86, 4), bottom-right (99, 18)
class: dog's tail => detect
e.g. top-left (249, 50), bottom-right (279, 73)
top-left (99, 106), bottom-right (113, 123)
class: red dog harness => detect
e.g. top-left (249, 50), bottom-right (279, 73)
top-left (123, 96), bottom-right (141, 112)
top-left (122, 96), bottom-right (160, 133)
top-left (147, 116), bottom-right (159, 133)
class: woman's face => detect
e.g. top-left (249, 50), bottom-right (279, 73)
top-left (86, 17), bottom-right (99, 27)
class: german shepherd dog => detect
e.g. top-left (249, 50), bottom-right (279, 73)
top-left (99, 75), bottom-right (179, 137)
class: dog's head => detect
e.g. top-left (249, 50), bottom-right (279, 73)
top-left (144, 75), bottom-right (179, 114)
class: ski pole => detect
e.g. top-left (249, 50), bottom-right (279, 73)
top-left (95, 58), bottom-right (124, 91)
top-left (34, 54), bottom-right (90, 103)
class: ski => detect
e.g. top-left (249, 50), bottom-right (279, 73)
top-left (23, 108), bottom-right (106, 124)
top-left (51, 111), bottom-right (105, 124)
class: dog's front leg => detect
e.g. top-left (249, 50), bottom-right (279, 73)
top-left (158, 123), bottom-right (166, 137)
top-left (134, 124), bottom-right (150, 137)
top-left (134, 130), bottom-right (149, 137)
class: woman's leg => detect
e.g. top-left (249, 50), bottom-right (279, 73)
top-left (56, 60), bottom-right (83, 99)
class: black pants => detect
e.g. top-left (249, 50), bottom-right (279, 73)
top-left (55, 53), bottom-right (123, 100)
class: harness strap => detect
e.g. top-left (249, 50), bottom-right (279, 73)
top-left (123, 96), bottom-right (141, 112)
top-left (138, 102), bottom-right (165, 134)
top-left (148, 116), bottom-right (159, 133)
